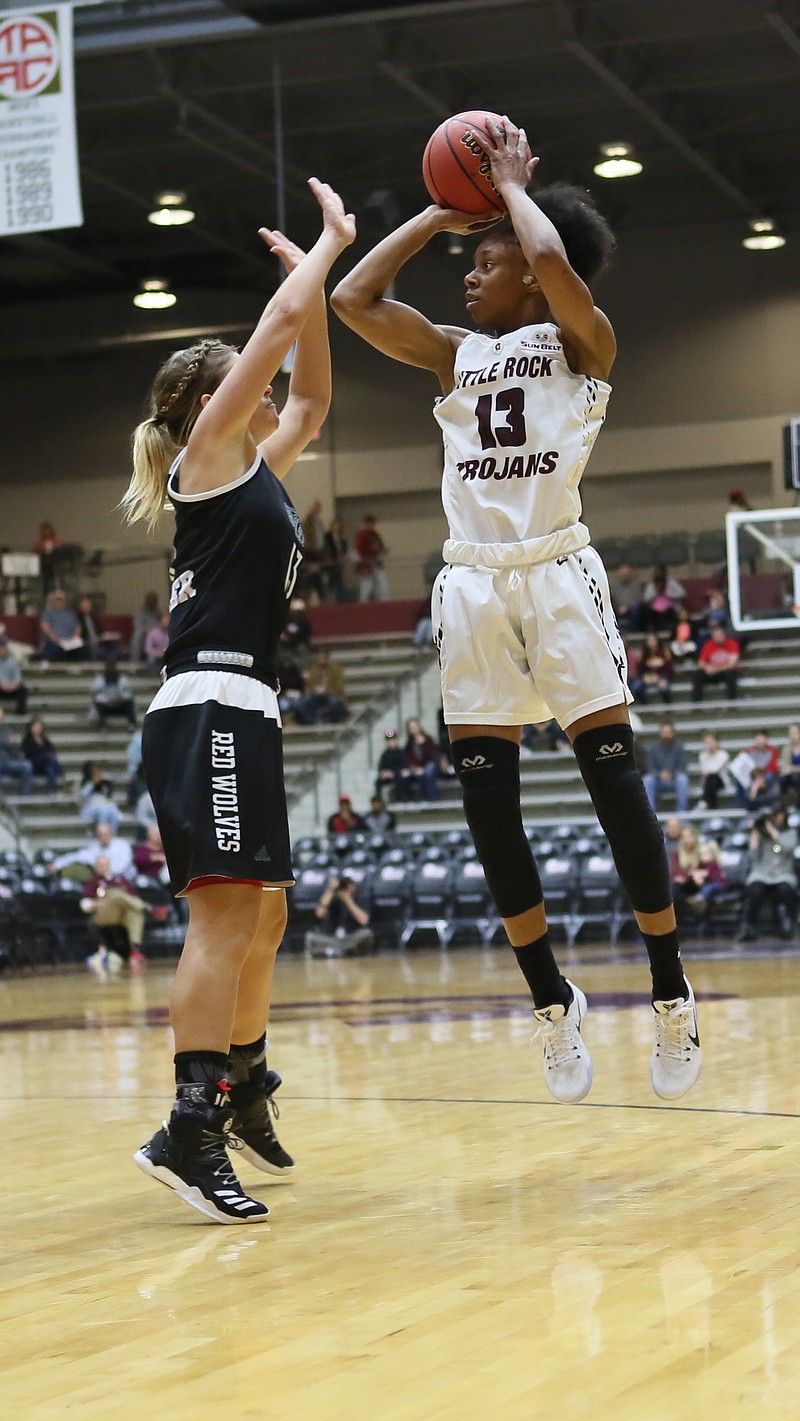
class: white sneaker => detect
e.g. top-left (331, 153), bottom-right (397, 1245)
top-left (651, 979), bottom-right (702, 1100)
top-left (86, 947), bottom-right (108, 976)
top-left (106, 950), bottom-right (124, 974)
top-left (533, 981), bottom-right (593, 1103)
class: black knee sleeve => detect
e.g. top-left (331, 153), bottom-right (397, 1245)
top-left (452, 736), bottom-right (542, 918)
top-left (572, 724), bottom-right (672, 914)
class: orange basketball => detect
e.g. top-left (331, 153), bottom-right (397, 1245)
top-left (422, 110), bottom-right (507, 215)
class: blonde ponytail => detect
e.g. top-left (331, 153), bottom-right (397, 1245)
top-left (122, 339), bottom-right (236, 530)
top-left (121, 416), bottom-right (175, 530)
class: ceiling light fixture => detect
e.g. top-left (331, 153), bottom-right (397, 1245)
top-left (593, 143), bottom-right (643, 179)
top-left (447, 233), bottom-right (464, 256)
top-left (147, 190), bottom-right (195, 226)
top-left (742, 217), bottom-right (786, 251)
top-left (133, 278), bottom-right (177, 310)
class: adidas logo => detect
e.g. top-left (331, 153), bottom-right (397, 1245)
top-left (460, 755), bottom-right (492, 770)
top-left (253, 845), bottom-right (271, 862)
top-left (597, 742), bottom-right (626, 758)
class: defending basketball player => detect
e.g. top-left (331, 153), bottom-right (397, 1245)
top-left (122, 179), bottom-right (355, 1222)
top-left (332, 119), bottom-right (701, 1104)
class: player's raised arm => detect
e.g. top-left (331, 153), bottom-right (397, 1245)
top-left (256, 192), bottom-right (351, 478)
top-left (190, 180), bottom-right (354, 463)
top-left (330, 207), bottom-right (498, 394)
top-left (485, 119), bottom-right (616, 381)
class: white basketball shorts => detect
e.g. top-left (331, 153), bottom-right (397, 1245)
top-left (432, 545), bottom-right (632, 730)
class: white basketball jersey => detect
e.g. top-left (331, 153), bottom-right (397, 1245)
top-left (433, 322), bottom-right (610, 549)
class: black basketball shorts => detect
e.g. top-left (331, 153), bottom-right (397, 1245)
top-left (142, 671), bottom-right (294, 896)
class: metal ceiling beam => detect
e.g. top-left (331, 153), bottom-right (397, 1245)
top-left (2, 232), bottom-right (123, 284)
top-left (73, 1), bottom-right (260, 56)
top-left (226, 0), bottom-right (543, 36)
top-left (554, 0), bottom-right (771, 217)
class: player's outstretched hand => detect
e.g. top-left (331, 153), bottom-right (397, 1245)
top-left (258, 228), bottom-right (307, 274)
top-left (485, 117), bottom-right (538, 192)
top-left (424, 204), bottom-right (505, 236)
top-left (308, 176), bottom-right (357, 248)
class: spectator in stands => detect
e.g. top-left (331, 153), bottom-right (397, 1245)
top-left (739, 805), bottom-right (798, 941)
top-left (33, 521), bottom-right (81, 596)
top-left (89, 659), bottom-right (136, 729)
top-left (744, 730), bottom-right (779, 784)
top-left (130, 591), bottom-right (161, 662)
top-left (276, 656), bottom-right (306, 721)
top-left (629, 633), bottom-right (674, 705)
top-left (21, 717), bottom-right (66, 791)
top-left (52, 820), bottom-right (133, 880)
top-left (280, 598), bottom-right (313, 659)
top-left (779, 722), bottom-right (800, 802)
top-left (0, 632), bottom-right (28, 716)
top-left (354, 514), bottom-right (389, 602)
top-left (37, 589), bottom-right (86, 662)
top-left (135, 788), bottom-right (158, 832)
top-left (79, 760), bottom-right (120, 832)
top-left (643, 722), bottom-right (690, 815)
top-left (664, 816), bottom-right (683, 849)
top-left (306, 871), bottom-right (374, 957)
top-left (294, 649), bottom-right (348, 724)
top-left (82, 854), bottom-right (148, 971)
top-left (375, 726), bottom-right (411, 801)
top-left (737, 766), bottom-right (779, 816)
top-left (670, 607), bottom-right (697, 662)
top-left (364, 795), bottom-right (396, 835)
top-left (404, 718), bottom-right (439, 801)
top-left (608, 563), bottom-right (642, 632)
top-left (670, 826), bottom-right (729, 922)
top-left (729, 488), bottom-right (753, 513)
top-left (126, 728), bottom-right (146, 808)
top-left (144, 612), bottom-right (170, 669)
top-left (301, 499), bottom-right (327, 601)
top-left (522, 718), bottom-right (569, 753)
top-left (323, 516), bottom-right (348, 602)
top-left (697, 732), bottom-right (731, 810)
top-left (641, 565), bottom-right (684, 636)
top-left (134, 824), bottom-right (170, 884)
top-left (326, 794), bottom-right (366, 835)
top-left (412, 587), bottom-right (434, 649)
top-left (691, 623), bottom-right (740, 702)
top-left (75, 596), bottom-right (102, 659)
top-left (693, 589), bottom-right (732, 649)
top-left (0, 707), bottom-right (33, 794)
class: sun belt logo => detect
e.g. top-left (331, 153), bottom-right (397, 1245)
top-left (597, 742), bottom-right (626, 759)
top-left (460, 754), bottom-right (493, 770)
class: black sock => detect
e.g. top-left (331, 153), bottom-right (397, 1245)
top-left (173, 1050), bottom-right (230, 1089)
top-left (228, 1033), bottom-right (267, 1089)
top-left (512, 934), bottom-right (572, 1011)
top-left (642, 929), bottom-right (687, 1002)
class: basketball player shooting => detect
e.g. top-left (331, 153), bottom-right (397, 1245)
top-left (332, 118), bottom-right (701, 1105)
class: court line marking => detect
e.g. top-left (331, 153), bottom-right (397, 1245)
top-left (13, 1093), bottom-right (800, 1121)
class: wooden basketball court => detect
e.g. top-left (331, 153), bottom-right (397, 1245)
top-left (4, 944), bottom-right (800, 1420)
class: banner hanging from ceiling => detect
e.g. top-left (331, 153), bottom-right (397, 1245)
top-left (0, 4), bottom-right (83, 235)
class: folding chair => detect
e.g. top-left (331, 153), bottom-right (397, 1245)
top-left (399, 859), bottom-right (454, 948)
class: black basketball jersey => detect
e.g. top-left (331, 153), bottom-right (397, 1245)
top-left (164, 449), bottom-right (304, 683)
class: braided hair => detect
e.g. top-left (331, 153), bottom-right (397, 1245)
top-left (121, 338), bottom-right (236, 529)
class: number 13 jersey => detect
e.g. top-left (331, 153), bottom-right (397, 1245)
top-left (433, 322), bottom-right (611, 551)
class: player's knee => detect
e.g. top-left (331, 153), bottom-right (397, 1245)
top-left (452, 736), bottom-right (542, 917)
top-left (572, 723), bottom-right (671, 913)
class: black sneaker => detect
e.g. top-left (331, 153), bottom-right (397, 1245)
top-left (229, 1069), bottom-right (295, 1179)
top-left (134, 1082), bottom-right (270, 1224)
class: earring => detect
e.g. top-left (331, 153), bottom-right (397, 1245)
top-left (522, 275), bottom-right (534, 288)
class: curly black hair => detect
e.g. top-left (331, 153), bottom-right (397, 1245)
top-left (491, 183), bottom-right (616, 285)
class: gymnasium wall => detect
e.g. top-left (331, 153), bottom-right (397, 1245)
top-left (1, 224), bottom-right (798, 608)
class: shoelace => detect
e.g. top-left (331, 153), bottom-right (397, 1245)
top-left (536, 1017), bottom-right (582, 1070)
top-left (655, 1004), bottom-right (695, 1061)
top-left (200, 1130), bottom-right (245, 1182)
